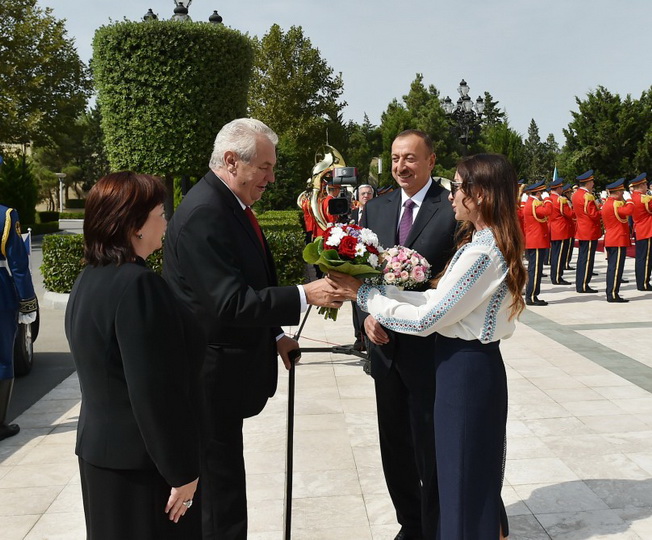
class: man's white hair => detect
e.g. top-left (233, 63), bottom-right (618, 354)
top-left (209, 118), bottom-right (278, 169)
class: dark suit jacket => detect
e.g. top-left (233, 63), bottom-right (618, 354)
top-left (163, 171), bottom-right (301, 419)
top-left (360, 180), bottom-right (457, 377)
top-left (65, 260), bottom-right (203, 488)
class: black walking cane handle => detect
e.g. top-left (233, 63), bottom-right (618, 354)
top-left (288, 348), bottom-right (302, 363)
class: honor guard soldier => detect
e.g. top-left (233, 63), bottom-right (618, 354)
top-left (548, 177), bottom-right (574, 285)
top-left (572, 170), bottom-right (602, 293)
top-left (522, 180), bottom-right (553, 305)
top-left (0, 205), bottom-right (37, 440)
top-left (562, 184), bottom-right (577, 270)
top-left (601, 179), bottom-right (634, 302)
top-left (629, 173), bottom-right (652, 290)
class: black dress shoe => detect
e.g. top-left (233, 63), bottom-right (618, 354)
top-left (526, 298), bottom-right (548, 306)
top-left (552, 279), bottom-right (572, 285)
top-left (607, 296), bottom-right (629, 303)
top-left (0, 423), bottom-right (20, 441)
top-left (566, 266), bottom-right (575, 270)
top-left (621, 278), bottom-right (629, 283)
top-left (577, 287), bottom-right (598, 293)
top-left (592, 272), bottom-right (599, 276)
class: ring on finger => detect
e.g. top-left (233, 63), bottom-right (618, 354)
top-left (182, 499), bottom-right (193, 508)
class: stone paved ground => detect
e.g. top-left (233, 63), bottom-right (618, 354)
top-left (1, 247), bottom-right (651, 539)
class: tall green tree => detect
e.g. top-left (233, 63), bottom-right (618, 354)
top-left (522, 119), bottom-right (550, 181)
top-left (379, 74), bottom-right (458, 184)
top-left (0, 153), bottom-right (38, 223)
top-left (481, 123), bottom-right (526, 177)
top-left (480, 91), bottom-right (506, 127)
top-left (0, 0), bottom-right (91, 145)
top-left (248, 24), bottom-right (347, 210)
top-left (343, 115), bottom-right (382, 184)
top-left (561, 85), bottom-right (651, 186)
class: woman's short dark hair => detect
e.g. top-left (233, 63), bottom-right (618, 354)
top-left (83, 172), bottom-right (167, 266)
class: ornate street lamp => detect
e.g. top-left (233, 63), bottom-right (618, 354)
top-left (143, 8), bottom-right (158, 21)
top-left (442, 79), bottom-right (485, 153)
top-left (209, 10), bottom-right (223, 24)
top-left (172, 0), bottom-right (192, 21)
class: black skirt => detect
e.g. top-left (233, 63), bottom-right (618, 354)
top-left (78, 458), bottom-right (201, 540)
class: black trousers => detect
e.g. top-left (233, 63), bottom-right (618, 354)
top-left (550, 239), bottom-right (570, 283)
top-left (374, 354), bottom-right (438, 538)
top-left (575, 239), bottom-right (598, 292)
top-left (565, 237), bottom-right (575, 269)
top-left (201, 416), bottom-right (247, 540)
top-left (605, 246), bottom-right (627, 300)
top-left (525, 248), bottom-right (545, 301)
top-left (434, 337), bottom-right (508, 539)
top-left (635, 237), bottom-right (652, 290)
top-left (78, 458), bottom-right (201, 540)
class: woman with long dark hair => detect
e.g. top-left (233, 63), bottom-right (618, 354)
top-left (329, 153), bottom-right (526, 538)
top-left (65, 172), bottom-right (204, 539)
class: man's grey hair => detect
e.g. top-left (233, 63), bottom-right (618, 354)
top-left (209, 118), bottom-right (278, 169)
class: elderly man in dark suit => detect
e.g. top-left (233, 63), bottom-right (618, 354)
top-left (163, 118), bottom-right (343, 540)
top-left (359, 130), bottom-right (456, 540)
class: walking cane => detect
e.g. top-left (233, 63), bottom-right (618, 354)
top-left (283, 305), bottom-right (312, 540)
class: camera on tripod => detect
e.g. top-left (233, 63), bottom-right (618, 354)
top-left (327, 167), bottom-right (358, 217)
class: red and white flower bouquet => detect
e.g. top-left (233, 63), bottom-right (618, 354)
top-left (303, 223), bottom-right (383, 320)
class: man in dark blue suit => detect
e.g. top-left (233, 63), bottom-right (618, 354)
top-left (359, 130), bottom-right (457, 540)
top-left (0, 205), bottom-right (37, 441)
top-left (163, 118), bottom-right (343, 540)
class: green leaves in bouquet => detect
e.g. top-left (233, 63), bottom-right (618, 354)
top-left (302, 238), bottom-right (381, 278)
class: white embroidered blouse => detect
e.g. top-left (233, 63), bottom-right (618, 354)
top-left (357, 228), bottom-right (516, 343)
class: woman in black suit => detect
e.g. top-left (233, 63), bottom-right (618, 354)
top-left (65, 172), bottom-right (204, 539)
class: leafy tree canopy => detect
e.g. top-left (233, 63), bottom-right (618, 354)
top-left (562, 85), bottom-right (651, 185)
top-left (248, 24), bottom-right (347, 210)
top-left (0, 0), bottom-right (91, 145)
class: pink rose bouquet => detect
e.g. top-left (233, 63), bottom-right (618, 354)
top-left (371, 245), bottom-right (431, 290)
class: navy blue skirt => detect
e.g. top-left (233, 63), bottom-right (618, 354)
top-left (434, 335), bottom-right (508, 539)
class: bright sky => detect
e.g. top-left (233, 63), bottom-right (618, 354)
top-left (41, 0), bottom-right (651, 147)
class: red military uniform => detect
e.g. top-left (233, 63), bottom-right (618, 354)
top-left (523, 185), bottom-right (553, 305)
top-left (630, 176), bottom-right (652, 290)
top-left (300, 195), bottom-right (317, 241)
top-left (549, 192), bottom-right (574, 240)
top-left (523, 196), bottom-right (552, 249)
top-left (601, 182), bottom-right (634, 302)
top-left (602, 198), bottom-right (634, 247)
top-left (572, 187), bottom-right (602, 240)
top-left (631, 190), bottom-right (652, 240)
top-left (548, 190), bottom-right (574, 284)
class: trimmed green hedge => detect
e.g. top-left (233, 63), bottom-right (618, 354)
top-left (41, 235), bottom-right (85, 293)
top-left (38, 211), bottom-right (59, 222)
top-left (66, 199), bottom-right (85, 209)
top-left (93, 20), bottom-right (253, 177)
top-left (40, 212), bottom-right (305, 293)
top-left (60, 211), bottom-right (85, 219)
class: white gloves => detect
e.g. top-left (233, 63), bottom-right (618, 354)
top-left (541, 191), bottom-right (550, 200)
top-left (623, 191), bottom-right (632, 201)
top-left (19, 312), bottom-right (37, 325)
top-left (601, 191), bottom-right (608, 200)
top-left (520, 194), bottom-right (528, 203)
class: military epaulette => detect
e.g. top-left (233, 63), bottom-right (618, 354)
top-left (642, 194), bottom-right (652, 204)
top-left (1, 207), bottom-right (13, 257)
top-left (584, 193), bottom-right (595, 201)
